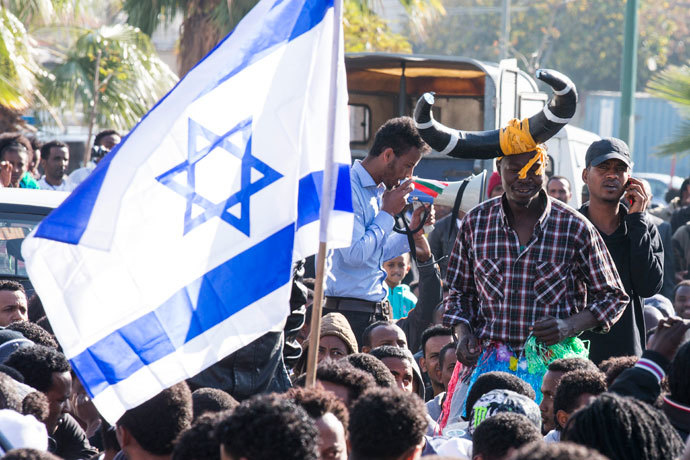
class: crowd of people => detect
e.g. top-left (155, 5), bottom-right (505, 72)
top-left (0, 131), bottom-right (121, 191)
top-left (0, 114), bottom-right (689, 460)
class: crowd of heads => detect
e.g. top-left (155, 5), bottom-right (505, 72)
top-left (1, 119), bottom-right (690, 460)
top-left (0, 130), bottom-right (121, 190)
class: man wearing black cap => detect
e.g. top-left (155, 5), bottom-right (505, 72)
top-left (579, 137), bottom-right (664, 364)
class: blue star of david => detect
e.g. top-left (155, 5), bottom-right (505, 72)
top-left (156, 117), bottom-right (282, 236)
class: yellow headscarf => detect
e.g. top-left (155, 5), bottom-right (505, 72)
top-left (498, 118), bottom-right (547, 179)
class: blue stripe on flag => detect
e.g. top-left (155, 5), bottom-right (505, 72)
top-left (71, 224), bottom-right (295, 398)
top-left (34, 151), bottom-right (116, 244)
top-left (204, 0), bottom-right (333, 98)
top-left (33, 0), bottom-right (334, 247)
top-left (296, 164), bottom-right (353, 229)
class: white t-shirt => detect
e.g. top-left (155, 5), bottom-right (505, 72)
top-left (38, 176), bottom-right (76, 191)
top-left (68, 161), bottom-right (97, 186)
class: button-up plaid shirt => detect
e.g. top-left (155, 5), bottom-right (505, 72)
top-left (443, 192), bottom-right (628, 353)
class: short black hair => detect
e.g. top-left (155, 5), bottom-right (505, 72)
top-left (547, 175), bottom-right (571, 189)
top-left (217, 393), bottom-right (318, 460)
top-left (680, 177), bottom-right (690, 199)
top-left (117, 382), bottom-right (193, 455)
top-left (348, 388), bottom-right (427, 460)
top-left (192, 388), bottom-right (238, 421)
top-left (464, 371), bottom-right (536, 420)
top-left (22, 391), bottom-right (49, 423)
top-left (286, 386), bottom-right (349, 434)
top-left (172, 411), bottom-right (226, 460)
top-left (27, 295), bottom-right (45, 324)
top-left (361, 321), bottom-right (393, 349)
top-left (471, 412), bottom-right (542, 460)
top-left (368, 117), bottom-right (430, 158)
top-left (598, 355), bottom-right (637, 387)
top-left (0, 280), bottom-right (25, 295)
top-left (547, 357), bottom-right (599, 374)
top-left (344, 353), bottom-right (396, 388)
top-left (672, 279), bottom-right (690, 299)
top-left (437, 341), bottom-right (456, 370)
top-left (511, 441), bottom-right (609, 460)
top-left (0, 372), bottom-right (21, 411)
top-left (0, 134), bottom-right (32, 161)
top-left (369, 345), bottom-right (412, 364)
top-left (4, 345), bottom-right (70, 392)
top-left (420, 325), bottom-right (452, 357)
top-left (2, 449), bottom-right (61, 460)
top-left (669, 341), bottom-right (690, 406)
top-left (39, 140), bottom-right (68, 162)
top-left (563, 393), bottom-right (684, 460)
top-left (94, 129), bottom-right (121, 146)
top-left (553, 370), bottom-right (606, 429)
top-left (294, 360), bottom-right (376, 406)
top-left (6, 321), bottom-right (58, 349)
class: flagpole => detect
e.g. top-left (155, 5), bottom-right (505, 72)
top-left (305, 0), bottom-right (344, 388)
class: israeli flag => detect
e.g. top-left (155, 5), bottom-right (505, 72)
top-left (22, 0), bottom-right (353, 423)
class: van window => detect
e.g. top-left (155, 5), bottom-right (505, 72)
top-left (349, 104), bottom-right (370, 144)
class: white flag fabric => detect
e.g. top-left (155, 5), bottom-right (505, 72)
top-left (22, 0), bottom-right (353, 423)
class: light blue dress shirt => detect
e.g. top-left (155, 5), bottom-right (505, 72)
top-left (325, 160), bottom-right (410, 302)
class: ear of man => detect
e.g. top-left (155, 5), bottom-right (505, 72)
top-left (419, 356), bottom-right (428, 373)
top-left (556, 409), bottom-right (569, 430)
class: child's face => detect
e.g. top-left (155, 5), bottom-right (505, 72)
top-left (383, 254), bottom-right (410, 287)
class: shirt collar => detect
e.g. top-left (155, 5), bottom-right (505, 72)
top-left (352, 160), bottom-right (378, 188)
top-left (499, 189), bottom-right (551, 229)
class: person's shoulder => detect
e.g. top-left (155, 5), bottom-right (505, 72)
top-left (552, 199), bottom-right (591, 225)
top-left (466, 196), bottom-right (501, 219)
top-left (551, 200), bottom-right (600, 236)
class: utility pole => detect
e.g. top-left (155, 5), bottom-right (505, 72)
top-left (619, 0), bottom-right (639, 152)
top-left (500, 0), bottom-right (511, 60)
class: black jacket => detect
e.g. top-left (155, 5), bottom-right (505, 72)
top-left (397, 256), bottom-right (443, 354)
top-left (579, 204), bottom-right (664, 364)
top-left (428, 215), bottom-right (458, 279)
top-left (50, 413), bottom-right (98, 460)
top-left (609, 350), bottom-right (689, 442)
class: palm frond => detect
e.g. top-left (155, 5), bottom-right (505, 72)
top-left (0, 8), bottom-right (40, 111)
top-left (121, 0), bottom-right (186, 35)
top-left (647, 64), bottom-right (690, 156)
top-left (40, 24), bottom-right (178, 131)
top-left (654, 120), bottom-right (690, 156)
top-left (647, 65), bottom-right (690, 108)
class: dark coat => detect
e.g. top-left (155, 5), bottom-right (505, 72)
top-left (428, 214), bottom-right (458, 279)
top-left (398, 256), bottom-right (443, 354)
top-left (579, 204), bottom-right (664, 364)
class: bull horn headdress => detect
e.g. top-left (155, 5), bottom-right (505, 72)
top-left (414, 69), bottom-right (577, 178)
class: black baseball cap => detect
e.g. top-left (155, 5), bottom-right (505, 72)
top-left (585, 137), bottom-right (632, 168)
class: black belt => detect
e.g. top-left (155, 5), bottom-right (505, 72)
top-left (325, 297), bottom-right (387, 315)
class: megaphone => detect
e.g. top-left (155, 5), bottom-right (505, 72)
top-left (393, 170), bottom-right (488, 236)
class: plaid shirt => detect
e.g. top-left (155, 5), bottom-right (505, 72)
top-left (443, 192), bottom-right (628, 352)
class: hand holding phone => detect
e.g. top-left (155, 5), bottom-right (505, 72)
top-left (624, 177), bottom-right (650, 214)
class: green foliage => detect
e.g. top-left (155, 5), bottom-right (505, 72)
top-left (121, 0), bottom-right (184, 36)
top-left (344, 0), bottom-right (412, 53)
top-left (0, 8), bottom-right (40, 111)
top-left (123, 0), bottom-right (444, 69)
top-left (647, 64), bottom-right (690, 155)
top-left (40, 24), bottom-right (178, 131)
top-left (2, 0), bottom-right (74, 25)
top-left (414, 0), bottom-right (690, 92)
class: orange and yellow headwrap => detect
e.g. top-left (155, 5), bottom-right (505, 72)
top-left (499, 118), bottom-right (547, 179)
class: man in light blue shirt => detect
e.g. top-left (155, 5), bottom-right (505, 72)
top-left (325, 117), bottom-right (433, 344)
